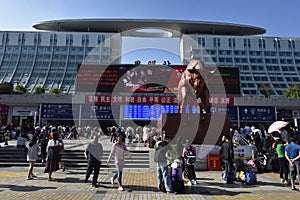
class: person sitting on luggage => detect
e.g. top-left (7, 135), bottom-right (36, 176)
top-left (170, 158), bottom-right (185, 194)
top-left (182, 140), bottom-right (197, 185)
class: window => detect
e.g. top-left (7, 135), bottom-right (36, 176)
top-left (241, 65), bottom-right (250, 70)
top-left (277, 77), bottom-right (284, 82)
top-left (248, 83), bottom-right (255, 88)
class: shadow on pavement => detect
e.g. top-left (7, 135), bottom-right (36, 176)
top-left (0, 184), bottom-right (56, 192)
top-left (55, 177), bottom-right (81, 183)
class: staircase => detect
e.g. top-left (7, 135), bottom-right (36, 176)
top-left (61, 149), bottom-right (150, 170)
top-left (0, 146), bottom-right (150, 170)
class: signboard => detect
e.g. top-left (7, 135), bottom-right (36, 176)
top-left (123, 105), bottom-right (180, 120)
top-left (233, 145), bottom-right (252, 160)
top-left (13, 106), bottom-right (38, 116)
top-left (41, 104), bottom-right (79, 119)
top-left (81, 105), bottom-right (120, 120)
top-left (85, 94), bottom-right (234, 106)
top-left (209, 106), bottom-right (238, 121)
top-left (207, 67), bottom-right (240, 95)
top-left (277, 110), bottom-right (293, 119)
top-left (85, 94), bottom-right (177, 105)
top-left (292, 110), bottom-right (300, 119)
top-left (194, 145), bottom-right (220, 162)
top-left (239, 106), bottom-right (276, 122)
top-left (77, 64), bottom-right (240, 95)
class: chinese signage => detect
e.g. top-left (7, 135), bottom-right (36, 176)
top-left (80, 105), bottom-right (120, 120)
top-left (41, 104), bottom-right (79, 119)
top-left (13, 106), bottom-right (38, 116)
top-left (85, 95), bottom-right (234, 106)
top-left (239, 106), bottom-right (276, 122)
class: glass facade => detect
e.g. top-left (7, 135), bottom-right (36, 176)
top-left (184, 35), bottom-right (300, 96)
top-left (0, 31), bottom-right (119, 93)
top-left (0, 30), bottom-right (300, 96)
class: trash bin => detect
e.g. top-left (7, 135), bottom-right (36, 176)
top-left (207, 154), bottom-right (221, 171)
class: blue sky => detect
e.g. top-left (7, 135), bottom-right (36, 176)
top-left (1, 0), bottom-right (300, 64)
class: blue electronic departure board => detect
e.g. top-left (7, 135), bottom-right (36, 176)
top-left (123, 105), bottom-right (200, 120)
top-left (123, 105), bottom-right (178, 119)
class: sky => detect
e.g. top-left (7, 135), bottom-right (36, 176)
top-left (1, 0), bottom-right (300, 64)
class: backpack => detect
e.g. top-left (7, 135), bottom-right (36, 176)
top-left (221, 170), bottom-right (236, 182)
top-left (244, 171), bottom-right (257, 184)
top-left (186, 146), bottom-right (196, 165)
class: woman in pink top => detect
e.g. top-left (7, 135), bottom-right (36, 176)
top-left (107, 134), bottom-right (131, 191)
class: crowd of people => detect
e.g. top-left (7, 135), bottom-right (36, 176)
top-left (221, 123), bottom-right (300, 190)
top-left (1, 121), bottom-right (299, 193)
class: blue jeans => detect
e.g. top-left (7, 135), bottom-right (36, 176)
top-left (113, 163), bottom-right (124, 186)
top-left (157, 162), bottom-right (173, 193)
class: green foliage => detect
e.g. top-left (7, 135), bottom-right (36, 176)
top-left (50, 88), bottom-right (60, 95)
top-left (284, 85), bottom-right (300, 98)
top-left (34, 85), bottom-right (45, 94)
top-left (14, 84), bottom-right (28, 94)
top-left (0, 82), bottom-right (14, 94)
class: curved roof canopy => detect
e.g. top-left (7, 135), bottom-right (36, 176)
top-left (33, 19), bottom-right (266, 37)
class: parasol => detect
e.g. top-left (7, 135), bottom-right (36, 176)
top-left (267, 121), bottom-right (289, 133)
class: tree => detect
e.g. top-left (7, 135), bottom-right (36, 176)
top-left (34, 85), bottom-right (45, 94)
top-left (50, 88), bottom-right (60, 95)
top-left (0, 82), bottom-right (14, 94)
top-left (14, 84), bottom-right (28, 94)
top-left (284, 85), bottom-right (300, 98)
top-left (260, 84), bottom-right (271, 98)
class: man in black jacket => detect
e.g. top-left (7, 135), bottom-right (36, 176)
top-left (220, 135), bottom-right (235, 184)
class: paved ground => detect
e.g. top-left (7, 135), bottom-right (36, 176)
top-left (1, 136), bottom-right (300, 199)
top-left (0, 167), bottom-right (300, 200)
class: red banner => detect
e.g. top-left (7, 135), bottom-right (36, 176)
top-left (85, 95), bottom-right (234, 106)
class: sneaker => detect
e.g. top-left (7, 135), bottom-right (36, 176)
top-left (26, 177), bottom-right (33, 180)
top-left (31, 174), bottom-right (37, 178)
top-left (187, 181), bottom-right (192, 186)
top-left (192, 180), bottom-right (197, 185)
top-left (110, 177), bottom-right (114, 185)
top-left (118, 186), bottom-right (124, 191)
top-left (167, 191), bottom-right (177, 195)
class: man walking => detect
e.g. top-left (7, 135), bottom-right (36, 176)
top-left (285, 136), bottom-right (300, 191)
top-left (154, 135), bottom-right (174, 194)
top-left (220, 135), bottom-right (235, 184)
top-left (84, 134), bottom-right (103, 187)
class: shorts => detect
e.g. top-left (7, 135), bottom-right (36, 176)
top-left (289, 163), bottom-right (300, 181)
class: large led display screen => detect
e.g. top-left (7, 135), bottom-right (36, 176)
top-left (77, 64), bottom-right (240, 95)
top-left (123, 105), bottom-right (200, 120)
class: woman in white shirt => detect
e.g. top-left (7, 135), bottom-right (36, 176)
top-left (107, 134), bottom-right (131, 191)
top-left (26, 136), bottom-right (39, 180)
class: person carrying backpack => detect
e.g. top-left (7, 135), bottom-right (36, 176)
top-left (182, 140), bottom-right (197, 185)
